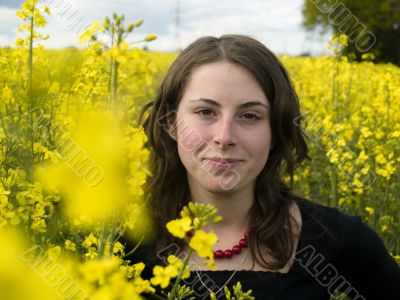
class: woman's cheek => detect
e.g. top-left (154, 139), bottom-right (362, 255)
top-left (177, 122), bottom-right (208, 154)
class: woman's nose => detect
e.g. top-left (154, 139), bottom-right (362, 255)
top-left (213, 118), bottom-right (236, 149)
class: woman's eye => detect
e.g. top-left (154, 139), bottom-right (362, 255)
top-left (194, 110), bottom-right (261, 121)
top-left (241, 113), bottom-right (260, 121)
top-left (195, 109), bottom-right (214, 117)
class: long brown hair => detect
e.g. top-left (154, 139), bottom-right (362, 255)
top-left (139, 34), bottom-right (310, 270)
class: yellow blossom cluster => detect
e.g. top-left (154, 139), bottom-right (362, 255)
top-left (280, 52), bottom-right (399, 257)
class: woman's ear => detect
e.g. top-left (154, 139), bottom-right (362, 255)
top-left (167, 127), bottom-right (177, 141)
top-left (166, 119), bottom-right (177, 141)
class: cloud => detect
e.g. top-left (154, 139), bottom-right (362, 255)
top-left (0, 0), bottom-right (328, 55)
top-left (0, 7), bottom-right (19, 45)
top-left (0, 0), bottom-right (24, 8)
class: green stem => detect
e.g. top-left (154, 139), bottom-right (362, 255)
top-left (97, 225), bottom-right (107, 259)
top-left (106, 226), bottom-right (118, 257)
top-left (151, 294), bottom-right (168, 300)
top-left (329, 164), bottom-right (337, 207)
top-left (107, 31), bottom-right (115, 98)
top-left (28, 5), bottom-right (35, 182)
top-left (28, 8), bottom-right (34, 92)
top-left (122, 236), bottom-right (144, 258)
top-left (168, 248), bottom-right (193, 300)
top-left (383, 178), bottom-right (390, 212)
top-left (112, 60), bottom-right (119, 103)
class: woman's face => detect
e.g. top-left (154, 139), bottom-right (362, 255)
top-left (172, 60), bottom-right (272, 195)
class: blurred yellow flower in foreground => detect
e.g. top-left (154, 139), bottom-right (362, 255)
top-left (36, 110), bottom-right (149, 230)
top-left (0, 229), bottom-right (62, 300)
top-left (79, 21), bottom-right (100, 44)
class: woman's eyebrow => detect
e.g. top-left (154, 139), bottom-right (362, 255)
top-left (189, 98), bottom-right (269, 110)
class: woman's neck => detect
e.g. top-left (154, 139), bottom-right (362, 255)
top-left (188, 183), bottom-right (253, 239)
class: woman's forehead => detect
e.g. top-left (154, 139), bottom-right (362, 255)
top-left (180, 61), bottom-right (269, 106)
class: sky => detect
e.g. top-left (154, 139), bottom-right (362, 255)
top-left (0, 0), bottom-right (330, 55)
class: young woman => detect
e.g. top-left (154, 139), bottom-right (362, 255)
top-left (135, 34), bottom-right (400, 299)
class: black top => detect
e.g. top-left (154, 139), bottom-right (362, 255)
top-left (125, 197), bottom-right (400, 299)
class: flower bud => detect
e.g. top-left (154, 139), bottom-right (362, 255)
top-left (104, 17), bottom-right (110, 30)
top-left (135, 19), bottom-right (144, 27)
top-left (127, 24), bottom-right (134, 32)
top-left (144, 34), bottom-right (157, 42)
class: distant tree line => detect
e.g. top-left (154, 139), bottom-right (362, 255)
top-left (302, 0), bottom-right (400, 65)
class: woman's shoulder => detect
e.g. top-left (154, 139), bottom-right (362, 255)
top-left (295, 195), bottom-right (357, 222)
top-left (293, 195), bottom-right (400, 298)
top-left (293, 195), bottom-right (383, 257)
top-left (294, 195), bottom-right (394, 258)
top-left (294, 195), bottom-right (364, 238)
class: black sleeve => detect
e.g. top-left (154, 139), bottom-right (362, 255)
top-left (336, 216), bottom-right (400, 299)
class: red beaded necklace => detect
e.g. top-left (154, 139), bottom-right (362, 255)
top-left (214, 232), bottom-right (248, 259)
top-left (187, 231), bottom-right (248, 259)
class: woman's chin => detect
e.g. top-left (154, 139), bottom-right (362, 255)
top-left (201, 176), bottom-right (241, 194)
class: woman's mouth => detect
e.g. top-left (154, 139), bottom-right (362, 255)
top-left (202, 158), bottom-right (243, 170)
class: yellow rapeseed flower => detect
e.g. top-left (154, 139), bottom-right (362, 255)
top-left (80, 257), bottom-right (119, 285)
top-left (82, 233), bottom-right (98, 249)
top-left (166, 216), bottom-right (192, 239)
top-left (327, 148), bottom-right (339, 164)
top-left (44, 5), bottom-right (50, 15)
top-left (15, 37), bottom-right (25, 47)
top-left (166, 255), bottom-right (190, 279)
top-left (376, 162), bottom-right (396, 180)
top-left (112, 241), bottom-right (125, 256)
top-left (47, 245), bottom-right (61, 261)
top-left (393, 255), bottom-right (400, 266)
top-left (65, 239), bottom-right (76, 251)
top-left (189, 229), bottom-right (218, 258)
top-left (375, 153), bottom-right (387, 165)
top-left (0, 183), bottom-right (10, 209)
top-left (357, 150), bottom-right (368, 163)
top-left (205, 256), bottom-right (217, 270)
top-left (150, 265), bottom-right (172, 288)
top-left (33, 142), bottom-right (48, 154)
top-left (78, 21), bottom-right (100, 44)
top-left (360, 127), bottom-right (372, 138)
top-left (364, 207), bottom-right (375, 215)
top-left (132, 277), bottom-right (155, 294)
top-left (375, 129), bottom-right (385, 140)
top-left (31, 217), bottom-right (46, 233)
top-left (338, 197), bottom-right (347, 206)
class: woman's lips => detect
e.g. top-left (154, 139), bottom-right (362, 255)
top-left (202, 158), bottom-right (243, 170)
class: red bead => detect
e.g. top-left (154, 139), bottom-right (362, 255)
top-left (212, 233), bottom-right (248, 259)
top-left (239, 238), bottom-right (247, 248)
top-left (223, 249), bottom-right (233, 258)
top-left (214, 250), bottom-right (224, 259)
top-left (186, 231), bottom-right (193, 238)
top-left (232, 245), bottom-right (241, 254)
